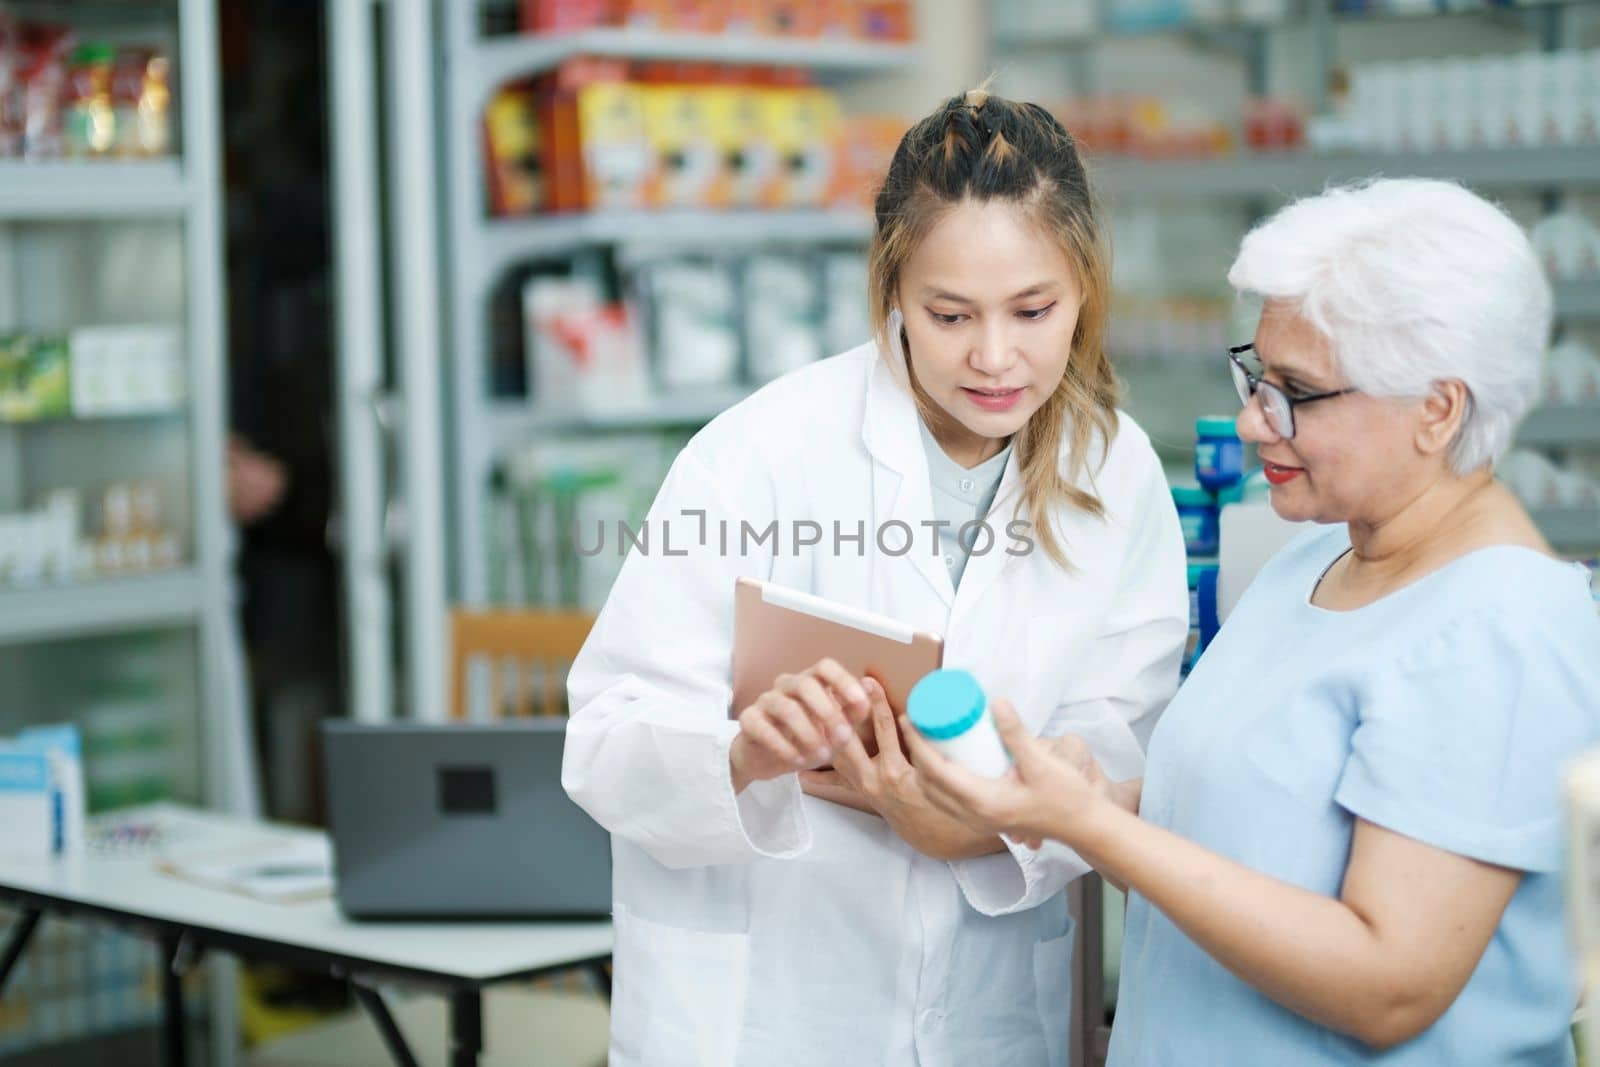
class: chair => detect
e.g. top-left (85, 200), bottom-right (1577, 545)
top-left (247, 609), bottom-right (608, 1067)
top-left (449, 609), bottom-right (595, 719)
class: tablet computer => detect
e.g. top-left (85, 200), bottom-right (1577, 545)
top-left (731, 576), bottom-right (944, 718)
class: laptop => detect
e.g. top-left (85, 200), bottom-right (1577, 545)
top-left (321, 719), bottom-right (612, 920)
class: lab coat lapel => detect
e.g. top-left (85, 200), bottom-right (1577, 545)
top-left (949, 447), bottom-right (1024, 617)
top-left (862, 352), bottom-right (955, 609)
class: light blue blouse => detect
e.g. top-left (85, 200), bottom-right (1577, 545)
top-left (1111, 524), bottom-right (1600, 1066)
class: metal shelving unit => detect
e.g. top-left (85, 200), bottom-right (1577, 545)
top-left (0, 3), bottom-right (243, 804)
top-left (0, 570), bottom-right (204, 647)
top-left (470, 28), bottom-right (918, 105)
top-left (0, 0), bottom-right (250, 1061)
top-left (0, 161), bottom-right (189, 218)
top-left (477, 208), bottom-right (873, 286)
top-left (1090, 147), bottom-right (1600, 202)
top-left (489, 386), bottom-right (753, 448)
top-left (435, 5), bottom-right (918, 619)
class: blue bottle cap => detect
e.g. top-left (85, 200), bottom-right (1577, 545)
top-left (908, 669), bottom-right (986, 741)
top-left (1195, 415), bottom-right (1238, 438)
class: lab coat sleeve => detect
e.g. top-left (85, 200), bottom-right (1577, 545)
top-left (562, 445), bottom-right (814, 869)
top-left (952, 442), bottom-right (1189, 915)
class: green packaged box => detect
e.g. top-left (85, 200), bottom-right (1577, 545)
top-left (0, 334), bottom-right (71, 422)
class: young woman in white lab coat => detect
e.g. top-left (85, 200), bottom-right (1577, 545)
top-left (562, 89), bottom-right (1188, 1067)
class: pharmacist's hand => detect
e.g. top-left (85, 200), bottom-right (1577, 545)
top-left (730, 658), bottom-right (871, 793)
top-left (802, 678), bottom-right (1000, 861)
top-left (902, 701), bottom-right (1112, 849)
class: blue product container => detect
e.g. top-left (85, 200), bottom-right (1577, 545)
top-left (1194, 415), bottom-right (1244, 493)
top-left (1183, 562), bottom-right (1221, 673)
top-left (1172, 486), bottom-right (1219, 557)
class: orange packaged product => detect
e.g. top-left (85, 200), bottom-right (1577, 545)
top-left (816, 0), bottom-right (861, 38)
top-left (661, 0), bottom-right (728, 32)
top-left (575, 80), bottom-right (654, 209)
top-left (859, 0), bottom-right (913, 41)
top-left (640, 85), bottom-right (723, 209)
top-left (539, 59), bottom-right (628, 212)
top-left (484, 84), bottom-right (543, 216)
top-left (706, 83), bottom-right (775, 208)
top-left (827, 114), bottom-right (907, 211)
top-left (613, 0), bottom-right (670, 29)
top-left (520, 0), bottom-right (612, 33)
top-left (759, 87), bottom-right (840, 208)
top-left (759, 0), bottom-right (821, 36)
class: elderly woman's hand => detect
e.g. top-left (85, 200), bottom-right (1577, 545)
top-left (901, 700), bottom-right (1120, 850)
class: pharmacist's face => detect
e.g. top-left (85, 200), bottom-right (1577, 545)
top-left (896, 199), bottom-right (1082, 465)
top-left (1237, 301), bottom-right (1419, 524)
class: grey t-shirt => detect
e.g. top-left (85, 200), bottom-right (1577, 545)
top-left (917, 418), bottom-right (1013, 590)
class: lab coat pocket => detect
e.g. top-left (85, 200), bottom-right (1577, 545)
top-left (610, 904), bottom-right (750, 1067)
top-left (1032, 914), bottom-right (1076, 1067)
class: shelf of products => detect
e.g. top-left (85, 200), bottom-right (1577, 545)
top-left (1518, 406), bottom-right (1600, 448)
top-left (1089, 147), bottom-right (1600, 202)
top-left (435, 3), bottom-right (918, 608)
top-left (0, 569), bottom-right (201, 648)
top-left (471, 29), bottom-right (917, 102)
top-left (992, 0), bottom-right (1583, 47)
top-left (480, 208), bottom-right (873, 281)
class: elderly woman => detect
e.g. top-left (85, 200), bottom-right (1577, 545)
top-left (906, 178), bottom-right (1600, 1064)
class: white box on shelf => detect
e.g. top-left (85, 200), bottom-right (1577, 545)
top-left (69, 325), bottom-right (186, 418)
top-left (0, 725), bottom-right (85, 857)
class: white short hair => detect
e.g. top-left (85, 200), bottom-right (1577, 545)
top-left (1227, 178), bottom-right (1551, 474)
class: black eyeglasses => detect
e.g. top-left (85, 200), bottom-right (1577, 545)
top-left (1227, 344), bottom-right (1356, 440)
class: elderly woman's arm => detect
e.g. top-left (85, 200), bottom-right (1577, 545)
top-left (1074, 799), bottom-right (1520, 1049)
top-left (905, 707), bottom-right (1522, 1052)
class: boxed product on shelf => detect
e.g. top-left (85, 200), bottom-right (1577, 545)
top-left (744, 253), bottom-right (823, 381)
top-left (640, 83), bottom-right (723, 208)
top-left (632, 256), bottom-right (741, 388)
top-left (827, 113), bottom-right (904, 211)
top-left (759, 86), bottom-right (840, 207)
top-left (1501, 449), bottom-right (1600, 510)
top-left (517, 0), bottom-right (914, 39)
top-left (857, 0), bottom-right (915, 40)
top-left (520, 0), bottom-right (613, 33)
top-left (68, 325), bottom-right (185, 417)
top-left (704, 82), bottom-right (779, 207)
top-left (576, 79), bottom-right (655, 209)
top-left (485, 83), bottom-right (544, 216)
top-left (523, 274), bottom-right (652, 412)
top-left (1531, 211), bottom-right (1600, 281)
top-left (507, 60), bottom-right (854, 215)
top-left (0, 333), bottom-right (69, 421)
top-left (0, 724), bottom-right (85, 857)
top-left (1544, 340), bottom-right (1600, 406)
top-left (1340, 50), bottom-right (1600, 155)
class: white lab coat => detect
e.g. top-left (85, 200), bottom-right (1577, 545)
top-left (563, 338), bottom-right (1188, 1067)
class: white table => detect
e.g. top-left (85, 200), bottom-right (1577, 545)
top-left (0, 805), bottom-right (613, 1067)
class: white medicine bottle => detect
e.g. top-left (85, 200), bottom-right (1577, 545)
top-left (907, 669), bottom-right (1012, 778)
